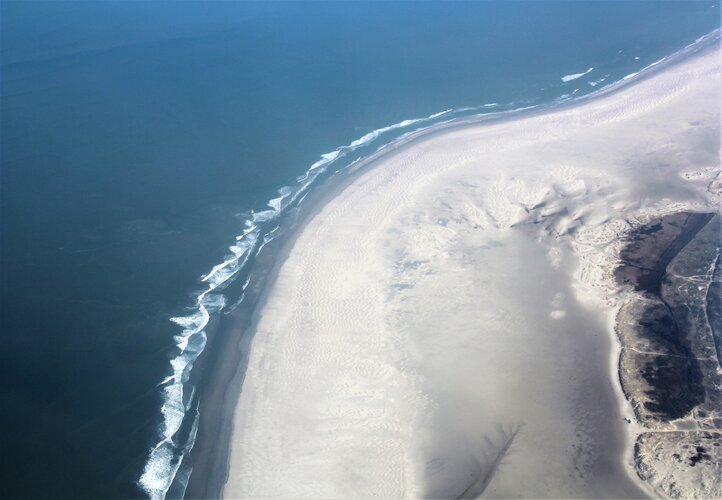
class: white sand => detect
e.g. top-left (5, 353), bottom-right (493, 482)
top-left (223, 46), bottom-right (720, 498)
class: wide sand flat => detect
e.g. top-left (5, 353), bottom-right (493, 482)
top-left (224, 46), bottom-right (720, 498)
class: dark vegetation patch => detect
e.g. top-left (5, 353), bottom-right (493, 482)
top-left (615, 212), bottom-right (714, 295)
top-left (688, 446), bottom-right (711, 466)
top-left (640, 353), bottom-right (705, 420)
top-left (617, 213), bottom-right (716, 422)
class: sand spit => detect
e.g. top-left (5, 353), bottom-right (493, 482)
top-left (223, 45), bottom-right (720, 498)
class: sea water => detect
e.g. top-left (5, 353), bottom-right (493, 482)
top-left (1, 1), bottom-right (718, 497)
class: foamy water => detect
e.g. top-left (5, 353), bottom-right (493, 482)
top-left (139, 30), bottom-right (721, 499)
top-left (138, 106), bottom-right (511, 498)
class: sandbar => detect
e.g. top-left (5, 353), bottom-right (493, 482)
top-left (222, 41), bottom-right (720, 498)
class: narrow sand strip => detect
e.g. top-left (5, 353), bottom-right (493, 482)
top-left (224, 46), bottom-right (720, 498)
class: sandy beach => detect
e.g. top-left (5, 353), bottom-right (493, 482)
top-left (222, 41), bottom-right (720, 499)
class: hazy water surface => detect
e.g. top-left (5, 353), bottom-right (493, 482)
top-left (1, 1), bottom-right (719, 496)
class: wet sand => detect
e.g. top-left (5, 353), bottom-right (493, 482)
top-left (222, 41), bottom-right (720, 498)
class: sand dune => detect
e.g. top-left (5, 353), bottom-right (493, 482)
top-left (223, 44), bottom-right (720, 498)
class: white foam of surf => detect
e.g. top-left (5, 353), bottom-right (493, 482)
top-left (562, 67), bottom-right (594, 82)
top-left (620, 56), bottom-right (669, 83)
top-left (138, 29), bottom-right (722, 497)
top-left (137, 106), bottom-right (473, 500)
top-left (429, 109), bottom-right (453, 119)
top-left (309, 114), bottom-right (445, 172)
top-left (140, 328), bottom-right (207, 498)
top-left (455, 102), bottom-right (501, 113)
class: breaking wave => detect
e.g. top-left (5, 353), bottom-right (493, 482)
top-left (561, 67), bottom-right (594, 82)
top-left (136, 106), bottom-right (490, 499)
top-left (137, 27), bottom-right (720, 499)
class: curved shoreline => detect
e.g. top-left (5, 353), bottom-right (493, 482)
top-left (184, 31), bottom-right (720, 499)
top-left (221, 39), bottom-right (719, 498)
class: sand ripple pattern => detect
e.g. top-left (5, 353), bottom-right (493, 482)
top-left (224, 46), bottom-right (720, 498)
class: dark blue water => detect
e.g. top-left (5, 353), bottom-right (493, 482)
top-left (1, 1), bottom-right (718, 497)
